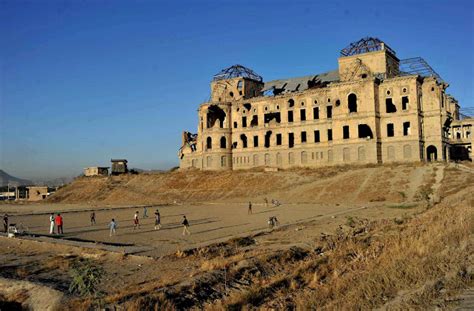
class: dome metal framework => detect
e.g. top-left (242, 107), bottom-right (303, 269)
top-left (212, 64), bottom-right (263, 82)
top-left (340, 37), bottom-right (396, 57)
top-left (399, 57), bottom-right (443, 82)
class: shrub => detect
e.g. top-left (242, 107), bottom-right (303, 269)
top-left (68, 259), bottom-right (104, 297)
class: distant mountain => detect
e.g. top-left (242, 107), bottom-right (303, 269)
top-left (0, 170), bottom-right (33, 187)
top-left (33, 176), bottom-right (75, 187)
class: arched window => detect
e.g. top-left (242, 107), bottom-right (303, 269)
top-left (220, 136), bottom-right (226, 149)
top-left (348, 94), bottom-right (357, 113)
top-left (206, 137), bottom-right (212, 150)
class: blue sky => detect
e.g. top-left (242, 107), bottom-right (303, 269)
top-left (1, 0), bottom-right (473, 179)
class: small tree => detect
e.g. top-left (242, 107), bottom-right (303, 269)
top-left (69, 259), bottom-right (104, 297)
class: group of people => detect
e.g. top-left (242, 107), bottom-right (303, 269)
top-left (42, 206), bottom-right (191, 237)
top-left (132, 208), bottom-right (161, 230)
top-left (131, 209), bottom-right (190, 236)
top-left (263, 198), bottom-right (281, 208)
top-left (247, 202), bottom-right (281, 230)
top-left (248, 198), bottom-right (282, 215)
top-left (49, 213), bottom-right (64, 234)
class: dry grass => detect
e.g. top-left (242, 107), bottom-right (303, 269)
top-left (201, 188), bottom-right (471, 310)
top-left (39, 164), bottom-right (473, 310)
top-left (48, 163), bottom-right (431, 205)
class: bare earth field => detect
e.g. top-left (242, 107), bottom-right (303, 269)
top-left (0, 163), bottom-right (472, 310)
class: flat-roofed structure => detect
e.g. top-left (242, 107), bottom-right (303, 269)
top-left (84, 167), bottom-right (109, 177)
top-left (111, 159), bottom-right (128, 175)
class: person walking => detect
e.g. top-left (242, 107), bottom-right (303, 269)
top-left (55, 213), bottom-right (64, 234)
top-left (143, 206), bottom-right (148, 218)
top-left (248, 202), bottom-right (253, 215)
top-left (90, 212), bottom-right (96, 225)
top-left (154, 210), bottom-right (161, 230)
top-left (133, 211), bottom-right (140, 230)
top-left (3, 214), bottom-right (8, 233)
top-left (49, 213), bottom-right (55, 234)
top-left (109, 219), bottom-right (117, 236)
top-left (182, 215), bottom-right (190, 235)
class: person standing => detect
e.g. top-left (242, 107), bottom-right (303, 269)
top-left (49, 213), bottom-right (55, 234)
top-left (182, 215), bottom-right (190, 235)
top-left (109, 219), bottom-right (117, 236)
top-left (90, 212), bottom-right (96, 225)
top-left (133, 211), bottom-right (140, 230)
top-left (264, 198), bottom-right (268, 208)
top-left (154, 210), bottom-right (161, 230)
top-left (55, 213), bottom-right (64, 234)
top-left (143, 206), bottom-right (148, 218)
top-left (3, 214), bottom-right (8, 233)
top-left (248, 202), bottom-right (253, 215)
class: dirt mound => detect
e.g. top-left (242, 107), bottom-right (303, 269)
top-left (49, 163), bottom-right (435, 205)
top-left (0, 277), bottom-right (64, 311)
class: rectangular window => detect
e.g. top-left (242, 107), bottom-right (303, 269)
top-left (313, 107), bottom-right (319, 120)
top-left (251, 115), bottom-right (258, 127)
top-left (328, 129), bottom-right (333, 141)
top-left (343, 125), bottom-right (350, 139)
top-left (288, 111), bottom-right (294, 123)
top-left (289, 133), bottom-right (294, 148)
top-left (402, 96), bottom-right (409, 110)
top-left (300, 109), bottom-right (306, 121)
top-left (242, 116), bottom-right (247, 128)
top-left (403, 122), bottom-right (410, 136)
top-left (387, 123), bottom-right (394, 137)
top-left (326, 106), bottom-right (332, 119)
top-left (253, 136), bottom-right (259, 147)
top-left (314, 130), bottom-right (320, 143)
top-left (276, 134), bottom-right (282, 145)
top-left (265, 132), bottom-right (271, 148)
top-left (301, 131), bottom-right (307, 143)
top-left (386, 98), bottom-right (397, 113)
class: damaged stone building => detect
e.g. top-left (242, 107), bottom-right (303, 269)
top-left (179, 37), bottom-right (471, 170)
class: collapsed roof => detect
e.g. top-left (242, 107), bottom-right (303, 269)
top-left (262, 70), bottom-right (340, 96)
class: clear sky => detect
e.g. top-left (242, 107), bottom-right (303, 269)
top-left (1, 0), bottom-right (473, 180)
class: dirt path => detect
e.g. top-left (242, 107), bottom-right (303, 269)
top-left (431, 163), bottom-right (446, 203)
top-left (405, 166), bottom-right (429, 202)
top-left (454, 288), bottom-right (474, 310)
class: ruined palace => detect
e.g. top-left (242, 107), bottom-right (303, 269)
top-left (179, 37), bottom-right (472, 170)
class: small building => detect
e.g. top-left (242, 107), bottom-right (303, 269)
top-left (84, 167), bottom-right (109, 177)
top-left (111, 159), bottom-right (128, 175)
top-left (0, 188), bottom-right (15, 201)
top-left (449, 117), bottom-right (473, 161)
top-left (25, 186), bottom-right (48, 201)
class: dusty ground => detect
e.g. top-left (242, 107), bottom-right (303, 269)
top-left (3, 201), bottom-right (420, 258)
top-left (0, 162), bottom-right (472, 310)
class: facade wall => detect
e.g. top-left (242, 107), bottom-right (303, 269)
top-left (180, 45), bottom-right (459, 170)
top-left (27, 186), bottom-right (48, 201)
